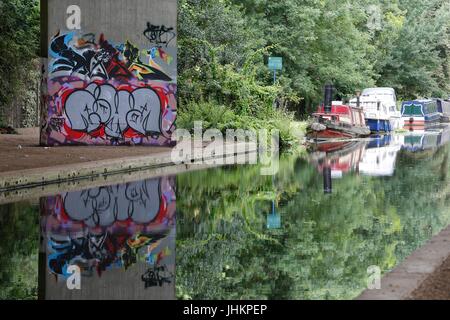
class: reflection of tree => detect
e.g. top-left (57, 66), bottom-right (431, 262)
top-left (176, 146), bottom-right (450, 300)
top-left (0, 203), bottom-right (39, 300)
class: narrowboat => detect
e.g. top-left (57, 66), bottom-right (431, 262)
top-left (308, 102), bottom-right (371, 140)
top-left (401, 100), bottom-right (441, 130)
top-left (349, 87), bottom-right (402, 132)
top-left (308, 85), bottom-right (371, 140)
top-left (436, 99), bottom-right (450, 123)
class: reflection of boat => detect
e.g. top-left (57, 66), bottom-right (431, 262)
top-left (39, 176), bottom-right (176, 300)
top-left (401, 100), bottom-right (441, 131)
top-left (349, 88), bottom-right (402, 132)
top-left (313, 140), bottom-right (363, 153)
top-left (310, 141), bottom-right (366, 194)
top-left (401, 130), bottom-right (446, 153)
top-left (311, 141), bottom-right (366, 178)
top-left (359, 135), bottom-right (403, 177)
top-left (308, 85), bottom-right (371, 140)
top-left (310, 134), bottom-right (406, 180)
top-left (436, 99), bottom-right (450, 123)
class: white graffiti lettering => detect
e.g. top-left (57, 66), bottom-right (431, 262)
top-left (64, 83), bottom-right (162, 139)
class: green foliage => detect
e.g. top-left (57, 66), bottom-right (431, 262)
top-left (179, 0), bottom-right (450, 119)
top-left (178, 0), bottom-right (301, 148)
top-left (0, 202), bottom-right (39, 300)
top-left (177, 100), bottom-right (299, 151)
top-left (0, 0), bottom-right (40, 127)
top-left (370, 0), bottom-right (450, 98)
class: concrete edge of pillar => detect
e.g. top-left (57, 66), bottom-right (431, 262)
top-left (357, 225), bottom-right (450, 300)
top-left (0, 141), bottom-right (259, 204)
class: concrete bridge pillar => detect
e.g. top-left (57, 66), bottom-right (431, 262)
top-left (40, 0), bottom-right (177, 146)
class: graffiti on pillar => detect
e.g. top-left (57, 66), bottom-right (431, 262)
top-left (42, 31), bottom-right (176, 146)
top-left (143, 22), bottom-right (176, 47)
top-left (40, 176), bottom-right (176, 280)
top-left (64, 84), bottom-right (164, 140)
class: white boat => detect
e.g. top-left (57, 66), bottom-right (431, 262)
top-left (350, 87), bottom-right (402, 132)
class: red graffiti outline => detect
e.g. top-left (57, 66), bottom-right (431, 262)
top-left (57, 80), bottom-right (172, 141)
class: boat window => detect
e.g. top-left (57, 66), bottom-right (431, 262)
top-left (402, 104), bottom-right (423, 116)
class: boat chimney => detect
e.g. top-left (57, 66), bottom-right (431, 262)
top-left (356, 90), bottom-right (361, 108)
top-left (324, 84), bottom-right (334, 114)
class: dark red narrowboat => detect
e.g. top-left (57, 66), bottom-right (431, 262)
top-left (307, 85), bottom-right (371, 141)
top-left (307, 102), bottom-right (371, 140)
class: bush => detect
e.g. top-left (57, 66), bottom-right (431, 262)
top-left (177, 100), bottom-right (299, 151)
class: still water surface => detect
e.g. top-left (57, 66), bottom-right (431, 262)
top-left (1, 127), bottom-right (450, 300)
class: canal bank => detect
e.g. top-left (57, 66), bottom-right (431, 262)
top-left (358, 224), bottom-right (450, 300)
top-left (0, 128), bottom-right (258, 195)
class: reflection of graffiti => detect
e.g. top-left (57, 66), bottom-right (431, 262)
top-left (41, 177), bottom-right (176, 279)
top-left (64, 179), bottom-right (164, 227)
top-left (141, 265), bottom-right (173, 288)
top-left (50, 32), bottom-right (171, 82)
top-left (64, 83), bottom-right (163, 139)
top-left (47, 232), bottom-right (169, 278)
top-left (143, 22), bottom-right (176, 47)
top-left (42, 31), bottom-right (177, 146)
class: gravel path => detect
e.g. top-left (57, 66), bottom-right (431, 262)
top-left (0, 128), bottom-right (171, 173)
top-left (410, 255), bottom-right (450, 300)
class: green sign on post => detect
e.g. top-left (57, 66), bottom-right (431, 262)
top-left (268, 57), bottom-right (282, 88)
top-left (268, 57), bottom-right (283, 70)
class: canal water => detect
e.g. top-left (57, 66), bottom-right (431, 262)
top-left (1, 127), bottom-right (450, 300)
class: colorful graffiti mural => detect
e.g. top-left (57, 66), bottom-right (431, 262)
top-left (40, 176), bottom-right (176, 284)
top-left (41, 31), bottom-right (176, 146)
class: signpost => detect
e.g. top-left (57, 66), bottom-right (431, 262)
top-left (268, 57), bottom-right (282, 84)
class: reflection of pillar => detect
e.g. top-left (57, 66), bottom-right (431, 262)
top-left (323, 166), bottom-right (332, 194)
top-left (39, 176), bottom-right (177, 300)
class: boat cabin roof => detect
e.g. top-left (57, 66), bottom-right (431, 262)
top-left (402, 99), bottom-right (435, 106)
top-left (316, 103), bottom-right (362, 115)
top-left (362, 88), bottom-right (395, 96)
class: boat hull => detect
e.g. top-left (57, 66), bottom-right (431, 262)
top-left (367, 119), bottom-right (391, 132)
top-left (403, 115), bottom-right (441, 131)
top-left (308, 122), bottom-right (371, 141)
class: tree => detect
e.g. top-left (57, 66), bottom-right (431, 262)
top-left (0, 0), bottom-right (40, 127)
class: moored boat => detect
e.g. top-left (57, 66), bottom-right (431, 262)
top-left (349, 87), bottom-right (401, 132)
top-left (436, 98), bottom-right (450, 123)
top-left (401, 100), bottom-right (441, 131)
top-left (308, 85), bottom-right (371, 140)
